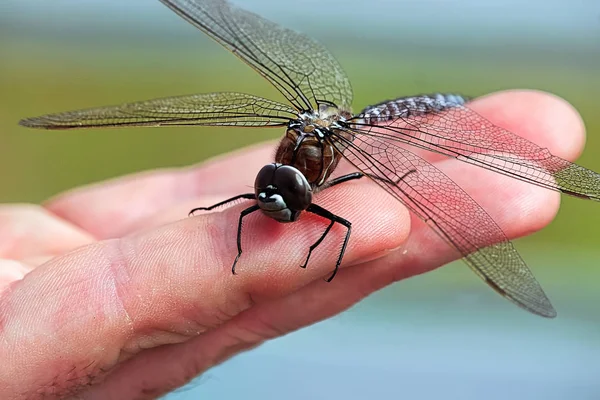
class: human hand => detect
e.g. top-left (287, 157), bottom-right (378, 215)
top-left (0, 90), bottom-right (584, 399)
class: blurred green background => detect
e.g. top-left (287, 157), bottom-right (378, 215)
top-left (2, 1), bottom-right (600, 399)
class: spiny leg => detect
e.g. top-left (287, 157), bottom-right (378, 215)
top-left (370, 169), bottom-right (417, 186)
top-left (306, 204), bottom-right (352, 282)
top-left (303, 170), bottom-right (415, 280)
top-left (289, 173), bottom-right (361, 270)
top-left (318, 172), bottom-right (364, 191)
top-left (318, 169), bottom-right (416, 192)
top-left (327, 219), bottom-right (351, 282)
top-left (301, 218), bottom-right (335, 269)
top-left (232, 204), bottom-right (261, 275)
top-left (189, 193), bottom-right (255, 216)
top-left (298, 173), bottom-right (356, 270)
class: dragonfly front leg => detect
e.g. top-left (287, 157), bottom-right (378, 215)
top-left (305, 204), bottom-right (352, 282)
top-left (188, 193), bottom-right (256, 216)
top-left (188, 193), bottom-right (258, 275)
top-left (301, 218), bottom-right (335, 269)
top-left (232, 204), bottom-right (261, 275)
top-left (305, 169), bottom-right (415, 281)
top-left (318, 169), bottom-right (416, 192)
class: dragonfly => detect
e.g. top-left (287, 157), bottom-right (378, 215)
top-left (19, 0), bottom-right (600, 318)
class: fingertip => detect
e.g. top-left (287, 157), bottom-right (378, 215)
top-left (471, 89), bottom-right (586, 161)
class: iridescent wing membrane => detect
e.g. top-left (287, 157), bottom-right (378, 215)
top-left (19, 0), bottom-right (600, 317)
top-left (158, 0), bottom-right (353, 111)
top-left (337, 95), bottom-right (599, 316)
top-left (352, 95), bottom-right (600, 200)
top-left (19, 92), bottom-right (296, 129)
top-left (335, 101), bottom-right (558, 315)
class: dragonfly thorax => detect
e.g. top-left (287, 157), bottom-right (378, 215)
top-left (275, 113), bottom-right (346, 188)
top-left (300, 103), bottom-right (352, 129)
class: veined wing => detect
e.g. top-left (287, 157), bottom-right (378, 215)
top-left (159, 0), bottom-right (353, 112)
top-left (333, 126), bottom-right (556, 318)
top-left (353, 94), bottom-right (600, 201)
top-left (19, 92), bottom-right (296, 129)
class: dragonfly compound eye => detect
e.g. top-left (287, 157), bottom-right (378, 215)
top-left (273, 165), bottom-right (313, 212)
top-left (254, 164), bottom-right (312, 212)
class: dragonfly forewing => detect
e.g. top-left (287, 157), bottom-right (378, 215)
top-left (19, 92), bottom-right (295, 129)
top-left (159, 0), bottom-right (353, 111)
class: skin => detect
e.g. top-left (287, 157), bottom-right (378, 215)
top-left (0, 90), bottom-right (586, 399)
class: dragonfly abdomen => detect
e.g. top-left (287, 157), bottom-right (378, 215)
top-left (358, 93), bottom-right (469, 124)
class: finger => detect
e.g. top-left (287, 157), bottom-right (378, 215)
top-left (0, 179), bottom-right (409, 398)
top-left (45, 90), bottom-right (586, 239)
top-left (0, 259), bottom-right (30, 291)
top-left (0, 204), bottom-right (95, 259)
top-left (394, 157), bottom-right (561, 279)
top-left (44, 141), bottom-right (275, 239)
top-left (473, 89), bottom-right (586, 159)
top-left (76, 149), bottom-right (563, 398)
top-left (401, 89), bottom-right (586, 165)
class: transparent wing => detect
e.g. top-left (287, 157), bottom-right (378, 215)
top-left (354, 94), bottom-right (600, 201)
top-left (333, 126), bottom-right (557, 318)
top-left (159, 0), bottom-right (353, 111)
top-left (19, 92), bottom-right (296, 129)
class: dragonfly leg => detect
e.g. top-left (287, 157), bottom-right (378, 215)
top-left (305, 203), bottom-right (352, 282)
top-left (232, 204), bottom-right (261, 275)
top-left (303, 169), bottom-right (415, 280)
top-left (319, 172), bottom-right (364, 191)
top-left (189, 193), bottom-right (255, 216)
top-left (367, 169), bottom-right (417, 185)
top-left (301, 218), bottom-right (335, 269)
top-left (319, 169), bottom-right (416, 192)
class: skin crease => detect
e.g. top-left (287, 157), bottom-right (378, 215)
top-left (0, 90), bottom-right (587, 399)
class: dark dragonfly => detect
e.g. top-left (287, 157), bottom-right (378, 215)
top-left (19, 0), bottom-right (600, 318)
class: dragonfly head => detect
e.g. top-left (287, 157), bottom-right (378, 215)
top-left (254, 163), bottom-right (313, 223)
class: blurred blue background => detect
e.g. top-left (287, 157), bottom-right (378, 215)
top-left (2, 1), bottom-right (600, 399)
